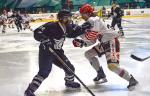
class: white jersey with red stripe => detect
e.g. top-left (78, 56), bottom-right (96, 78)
top-left (1, 14), bottom-right (7, 21)
top-left (80, 16), bottom-right (119, 44)
top-left (22, 15), bottom-right (32, 23)
top-left (0, 14), bottom-right (8, 24)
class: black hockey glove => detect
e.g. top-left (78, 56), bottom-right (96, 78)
top-left (81, 21), bottom-right (92, 31)
top-left (41, 39), bottom-right (52, 50)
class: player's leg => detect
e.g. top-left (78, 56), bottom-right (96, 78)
top-left (24, 45), bottom-right (55, 96)
top-left (8, 19), bottom-right (11, 28)
top-left (2, 21), bottom-right (6, 34)
top-left (53, 50), bottom-right (80, 89)
top-left (22, 22), bottom-right (26, 30)
top-left (26, 22), bottom-right (32, 31)
top-left (18, 21), bottom-right (22, 30)
top-left (84, 44), bottom-right (107, 84)
top-left (0, 21), bottom-right (2, 28)
top-left (11, 19), bottom-right (15, 28)
top-left (2, 24), bottom-right (6, 34)
top-left (15, 22), bottom-right (20, 32)
top-left (110, 18), bottom-right (117, 30)
top-left (104, 38), bottom-right (138, 90)
top-left (117, 18), bottom-right (124, 37)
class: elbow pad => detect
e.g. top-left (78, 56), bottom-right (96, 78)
top-left (34, 28), bottom-right (48, 42)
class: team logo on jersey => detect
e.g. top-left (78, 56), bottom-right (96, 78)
top-left (53, 38), bottom-right (65, 49)
top-left (39, 26), bottom-right (45, 31)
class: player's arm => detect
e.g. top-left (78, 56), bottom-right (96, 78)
top-left (72, 30), bottom-right (98, 48)
top-left (67, 21), bottom-right (92, 38)
top-left (108, 7), bottom-right (113, 18)
top-left (72, 38), bottom-right (97, 48)
top-left (34, 23), bottom-right (53, 49)
top-left (34, 23), bottom-right (49, 42)
top-left (118, 7), bottom-right (124, 17)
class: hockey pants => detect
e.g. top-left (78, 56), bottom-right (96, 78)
top-left (38, 45), bottom-right (75, 80)
top-left (111, 17), bottom-right (123, 31)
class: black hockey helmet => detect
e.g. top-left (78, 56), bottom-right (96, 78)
top-left (57, 9), bottom-right (72, 20)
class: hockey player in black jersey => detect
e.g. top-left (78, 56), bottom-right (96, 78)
top-left (10, 11), bottom-right (23, 32)
top-left (24, 9), bottom-right (91, 96)
top-left (108, 2), bottom-right (124, 37)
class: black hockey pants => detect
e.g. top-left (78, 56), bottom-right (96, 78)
top-left (38, 44), bottom-right (75, 79)
top-left (111, 17), bottom-right (123, 31)
top-left (15, 21), bottom-right (22, 31)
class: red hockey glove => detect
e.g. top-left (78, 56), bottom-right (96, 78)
top-left (72, 39), bottom-right (86, 48)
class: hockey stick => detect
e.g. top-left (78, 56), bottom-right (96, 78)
top-left (49, 47), bottom-right (96, 96)
top-left (130, 48), bottom-right (150, 61)
top-left (122, 19), bottom-right (136, 24)
top-left (130, 54), bottom-right (150, 61)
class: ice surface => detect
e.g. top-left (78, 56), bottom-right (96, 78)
top-left (0, 18), bottom-right (150, 96)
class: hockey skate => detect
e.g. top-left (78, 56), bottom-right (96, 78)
top-left (118, 30), bottom-right (125, 38)
top-left (93, 74), bottom-right (107, 84)
top-left (24, 90), bottom-right (35, 96)
top-left (127, 75), bottom-right (139, 91)
top-left (65, 80), bottom-right (81, 90)
top-left (93, 67), bottom-right (108, 84)
top-left (2, 30), bottom-right (5, 34)
top-left (18, 29), bottom-right (20, 32)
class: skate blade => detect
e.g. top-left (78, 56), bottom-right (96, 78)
top-left (128, 83), bottom-right (139, 91)
top-left (94, 79), bottom-right (108, 84)
top-left (65, 87), bottom-right (81, 91)
top-left (128, 86), bottom-right (136, 91)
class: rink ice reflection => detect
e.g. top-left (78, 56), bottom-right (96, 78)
top-left (0, 18), bottom-right (150, 96)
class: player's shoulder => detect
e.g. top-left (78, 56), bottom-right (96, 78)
top-left (88, 16), bottom-right (99, 21)
top-left (88, 16), bottom-right (99, 25)
top-left (116, 7), bottom-right (121, 10)
top-left (44, 21), bottom-right (58, 27)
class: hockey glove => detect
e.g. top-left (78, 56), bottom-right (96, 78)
top-left (72, 39), bottom-right (86, 48)
top-left (81, 21), bottom-right (92, 31)
top-left (41, 39), bottom-right (52, 50)
top-left (97, 34), bottom-right (103, 42)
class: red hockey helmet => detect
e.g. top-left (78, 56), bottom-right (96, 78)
top-left (79, 4), bottom-right (94, 14)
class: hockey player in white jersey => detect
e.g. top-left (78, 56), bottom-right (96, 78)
top-left (7, 9), bottom-right (15, 28)
top-left (72, 4), bottom-right (138, 90)
top-left (0, 10), bottom-right (8, 34)
top-left (22, 12), bottom-right (32, 31)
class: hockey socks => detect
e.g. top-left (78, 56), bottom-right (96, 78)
top-left (25, 74), bottom-right (44, 95)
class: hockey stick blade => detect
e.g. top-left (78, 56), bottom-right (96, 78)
top-left (131, 54), bottom-right (150, 61)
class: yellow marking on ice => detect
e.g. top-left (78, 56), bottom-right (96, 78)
top-left (123, 14), bottom-right (150, 18)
